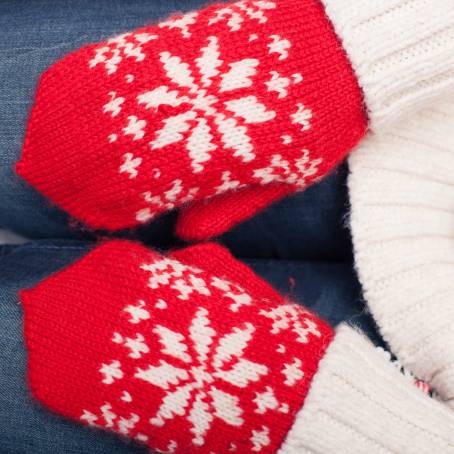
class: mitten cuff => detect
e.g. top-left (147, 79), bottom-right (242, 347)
top-left (322, 0), bottom-right (454, 129)
top-left (280, 325), bottom-right (454, 454)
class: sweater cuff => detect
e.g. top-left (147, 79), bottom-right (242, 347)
top-left (321, 0), bottom-right (454, 129)
top-left (348, 95), bottom-right (454, 405)
top-left (279, 325), bottom-right (454, 454)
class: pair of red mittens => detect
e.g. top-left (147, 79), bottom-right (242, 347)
top-left (21, 240), bottom-right (454, 453)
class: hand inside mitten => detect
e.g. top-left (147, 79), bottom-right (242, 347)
top-left (17, 0), bottom-right (454, 239)
top-left (21, 241), bottom-right (454, 453)
top-left (18, 0), bottom-right (368, 235)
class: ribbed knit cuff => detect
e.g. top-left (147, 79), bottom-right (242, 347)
top-left (279, 325), bottom-right (454, 454)
top-left (348, 96), bottom-right (454, 404)
top-left (321, 0), bottom-right (454, 129)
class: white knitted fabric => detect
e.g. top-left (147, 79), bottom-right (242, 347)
top-left (280, 325), bottom-right (454, 454)
top-left (348, 97), bottom-right (454, 404)
top-left (321, 0), bottom-right (454, 129)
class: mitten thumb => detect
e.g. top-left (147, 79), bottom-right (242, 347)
top-left (176, 184), bottom-right (295, 241)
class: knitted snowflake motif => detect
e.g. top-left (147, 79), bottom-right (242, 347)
top-left (137, 308), bottom-right (267, 446)
top-left (77, 253), bottom-right (326, 453)
top-left (84, 0), bottom-right (323, 227)
top-left (137, 35), bottom-right (277, 170)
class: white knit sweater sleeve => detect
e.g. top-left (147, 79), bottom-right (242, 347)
top-left (321, 0), bottom-right (454, 129)
top-left (349, 96), bottom-right (454, 407)
top-left (279, 325), bottom-right (454, 454)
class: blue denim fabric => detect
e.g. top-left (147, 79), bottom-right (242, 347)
top-left (0, 241), bottom-right (147, 454)
top-left (0, 240), bottom-right (380, 454)
top-left (221, 166), bottom-right (352, 262)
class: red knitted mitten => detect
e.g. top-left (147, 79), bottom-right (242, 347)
top-left (176, 184), bottom-right (295, 240)
top-left (17, 0), bottom-right (367, 236)
top-left (21, 241), bottom-right (454, 453)
top-left (21, 240), bottom-right (333, 453)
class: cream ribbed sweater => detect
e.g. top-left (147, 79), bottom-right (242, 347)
top-left (281, 326), bottom-right (454, 453)
top-left (322, 0), bottom-right (454, 129)
top-left (349, 96), bottom-right (454, 405)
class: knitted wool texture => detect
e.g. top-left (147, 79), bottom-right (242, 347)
top-left (17, 0), bottom-right (367, 235)
top-left (348, 96), bottom-right (454, 405)
top-left (21, 240), bottom-right (334, 453)
top-left (283, 325), bottom-right (454, 454)
top-left (177, 0), bottom-right (454, 239)
top-left (21, 241), bottom-right (454, 453)
top-left (16, 0), bottom-right (454, 240)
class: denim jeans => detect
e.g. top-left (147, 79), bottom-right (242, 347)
top-left (0, 1), bottom-right (382, 453)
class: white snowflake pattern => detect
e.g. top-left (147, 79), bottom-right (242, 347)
top-left (119, 153), bottom-right (142, 179)
top-left (80, 404), bottom-right (140, 436)
top-left (159, 12), bottom-right (198, 38)
top-left (282, 358), bottom-right (304, 386)
top-left (210, 276), bottom-right (252, 312)
top-left (265, 71), bottom-right (290, 99)
top-left (140, 257), bottom-right (253, 311)
top-left (292, 73), bottom-right (303, 84)
top-left (112, 332), bottom-right (150, 359)
top-left (104, 91), bottom-right (125, 117)
top-left (123, 300), bottom-right (151, 324)
top-left (140, 257), bottom-right (204, 291)
top-left (134, 308), bottom-right (268, 446)
top-left (208, 1), bottom-right (276, 31)
top-left (166, 440), bottom-right (178, 453)
top-left (89, 32), bottom-right (158, 74)
top-left (99, 360), bottom-right (124, 384)
top-left (251, 426), bottom-right (270, 452)
top-left (118, 413), bottom-right (140, 435)
top-left (123, 116), bottom-right (146, 141)
top-left (100, 403), bottom-right (117, 428)
top-left (136, 433), bottom-right (149, 443)
top-left (253, 150), bottom-right (322, 188)
top-left (121, 391), bottom-right (133, 402)
top-left (259, 304), bottom-right (321, 343)
top-left (215, 171), bottom-right (245, 195)
top-left (253, 386), bottom-right (279, 414)
top-left (80, 409), bottom-right (99, 426)
top-left (135, 182), bottom-right (199, 223)
top-left (267, 35), bottom-right (290, 61)
top-left (155, 298), bottom-right (168, 309)
top-left (291, 103), bottom-right (312, 131)
top-left (137, 35), bottom-right (276, 174)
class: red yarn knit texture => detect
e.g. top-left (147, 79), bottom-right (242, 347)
top-left (177, 184), bottom-right (295, 240)
top-left (17, 0), bottom-right (367, 233)
top-left (21, 240), bottom-right (334, 454)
